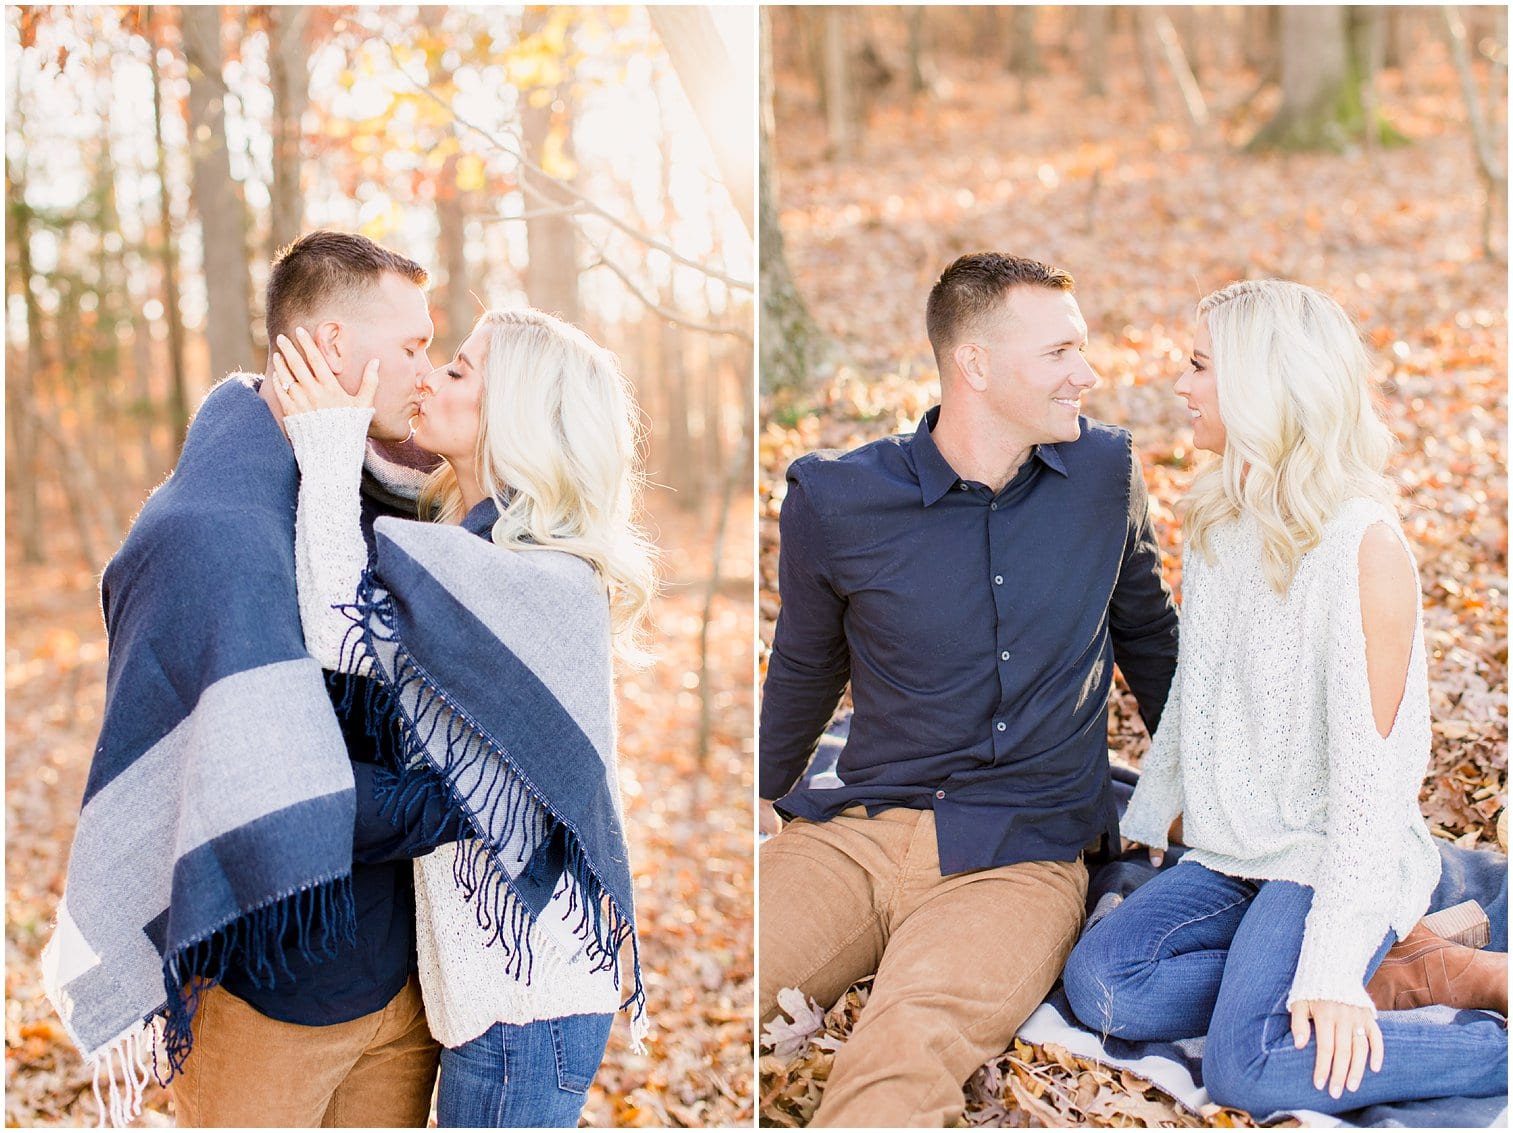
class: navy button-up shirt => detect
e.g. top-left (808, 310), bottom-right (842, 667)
top-left (760, 407), bottom-right (1178, 875)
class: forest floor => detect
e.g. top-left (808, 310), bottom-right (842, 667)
top-left (5, 485), bottom-right (754, 1128)
top-left (759, 40), bottom-right (1506, 1129)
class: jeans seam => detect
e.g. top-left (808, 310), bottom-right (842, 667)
top-left (552, 1017), bottom-right (587, 1094)
top-left (1146, 890), bottom-right (1252, 968)
top-left (492, 1024), bottom-right (510, 1128)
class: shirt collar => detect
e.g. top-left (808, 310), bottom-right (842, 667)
top-left (1037, 443), bottom-right (1070, 478)
top-left (911, 407), bottom-right (962, 506)
top-left (912, 406), bottom-right (1072, 506)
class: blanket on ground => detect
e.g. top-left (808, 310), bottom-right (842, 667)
top-left (41, 375), bottom-right (359, 1124)
top-left (792, 720), bottom-right (1507, 1127)
top-left (1022, 765), bottom-right (1508, 1129)
top-left (341, 502), bottom-right (647, 1045)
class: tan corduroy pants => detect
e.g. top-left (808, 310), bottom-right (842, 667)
top-left (760, 807), bottom-right (1088, 1127)
top-left (172, 974), bottom-right (439, 1128)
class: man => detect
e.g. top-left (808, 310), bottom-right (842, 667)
top-left (759, 252), bottom-right (1179, 1126)
top-left (174, 232), bottom-right (464, 1128)
top-left (45, 231), bottom-right (462, 1128)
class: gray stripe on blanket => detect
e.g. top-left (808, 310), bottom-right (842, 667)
top-left (61, 658), bottom-right (353, 966)
top-left (374, 518), bottom-right (614, 763)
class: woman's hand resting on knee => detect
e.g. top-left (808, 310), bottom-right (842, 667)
top-left (1122, 815), bottom-right (1184, 867)
top-left (1290, 999), bottom-right (1384, 1099)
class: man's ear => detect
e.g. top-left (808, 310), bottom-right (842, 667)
top-left (312, 321), bottom-right (345, 376)
top-left (953, 342), bottom-right (988, 393)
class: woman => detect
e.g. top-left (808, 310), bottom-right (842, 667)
top-left (271, 309), bottom-right (655, 1127)
top-left (1061, 280), bottom-right (1507, 1116)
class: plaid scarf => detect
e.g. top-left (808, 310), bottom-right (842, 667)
top-left (42, 375), bottom-right (359, 1124)
top-left (343, 502), bottom-right (647, 1047)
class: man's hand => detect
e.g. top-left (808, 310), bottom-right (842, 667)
top-left (1290, 999), bottom-right (1384, 1099)
top-left (758, 798), bottom-right (781, 836)
top-left (270, 326), bottom-right (379, 416)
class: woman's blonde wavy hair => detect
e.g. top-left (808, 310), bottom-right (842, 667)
top-left (1183, 279), bottom-right (1397, 593)
top-left (418, 308), bottom-right (657, 661)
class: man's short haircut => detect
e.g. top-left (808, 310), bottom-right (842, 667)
top-left (265, 230), bottom-right (428, 343)
top-left (925, 252), bottom-right (1075, 363)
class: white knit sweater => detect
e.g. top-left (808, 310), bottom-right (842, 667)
top-left (1121, 496), bottom-right (1441, 1013)
top-left (285, 408), bottom-right (621, 1048)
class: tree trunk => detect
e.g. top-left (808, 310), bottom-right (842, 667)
top-left (1247, 6), bottom-right (1356, 151)
top-left (1133, 8), bottom-right (1166, 116)
top-left (90, 98), bottom-right (131, 527)
top-left (648, 6), bottom-right (755, 236)
top-left (267, 5), bottom-right (309, 254)
top-left (1383, 6), bottom-right (1409, 70)
top-left (519, 8), bottom-right (581, 325)
top-left (1082, 6), bottom-right (1109, 97)
top-left (437, 152), bottom-right (474, 344)
top-left (760, 10), bottom-right (831, 394)
top-left (1242, 5), bottom-right (1278, 73)
top-left (150, 12), bottom-right (190, 449)
top-left (1354, 6), bottom-right (1386, 160)
top-left (820, 7), bottom-right (857, 160)
top-left (182, 4), bottom-right (255, 378)
top-left (1443, 6), bottom-right (1508, 261)
top-left (1008, 6), bottom-right (1043, 76)
top-left (128, 259), bottom-right (161, 484)
top-left (664, 318), bottom-right (691, 495)
top-left (904, 7), bottom-right (932, 97)
top-left (6, 157), bottom-right (44, 563)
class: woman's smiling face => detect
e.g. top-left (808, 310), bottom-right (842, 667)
top-left (1175, 315), bottom-right (1226, 455)
top-left (414, 325), bottom-right (488, 462)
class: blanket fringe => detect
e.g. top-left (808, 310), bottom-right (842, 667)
top-left (338, 570), bottom-right (648, 1039)
top-left (86, 1018), bottom-right (163, 1128)
top-left (159, 872), bottom-right (355, 1080)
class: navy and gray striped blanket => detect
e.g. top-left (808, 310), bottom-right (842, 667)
top-left (342, 501), bottom-right (647, 1047)
top-left (42, 375), bottom-right (359, 1123)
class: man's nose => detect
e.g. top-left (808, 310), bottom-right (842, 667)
top-left (1074, 355), bottom-right (1098, 388)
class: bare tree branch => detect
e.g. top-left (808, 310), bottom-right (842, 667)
top-left (376, 37), bottom-right (753, 293)
top-left (584, 234), bottom-right (751, 341)
top-left (1443, 5), bottom-right (1507, 259)
top-left (480, 203), bottom-right (589, 223)
top-left (1443, 6), bottom-right (1507, 183)
top-left (1152, 9), bottom-right (1210, 142)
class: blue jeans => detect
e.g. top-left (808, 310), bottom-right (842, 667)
top-left (1063, 860), bottom-right (1508, 1115)
top-left (435, 1013), bottom-right (613, 1128)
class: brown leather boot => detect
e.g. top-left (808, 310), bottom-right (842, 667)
top-left (1367, 923), bottom-right (1509, 1015)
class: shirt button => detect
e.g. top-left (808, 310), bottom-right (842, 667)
top-left (935, 790), bottom-right (946, 799)
top-left (958, 483), bottom-right (969, 491)
top-left (1000, 650), bottom-right (1011, 661)
top-left (996, 721), bottom-right (1007, 732)
top-left (994, 574), bottom-right (1004, 585)
top-left (990, 501), bottom-right (999, 511)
